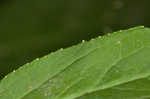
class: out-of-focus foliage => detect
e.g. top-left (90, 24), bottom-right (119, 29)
top-left (0, 0), bottom-right (150, 79)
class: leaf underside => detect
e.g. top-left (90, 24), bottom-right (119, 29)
top-left (0, 26), bottom-right (150, 99)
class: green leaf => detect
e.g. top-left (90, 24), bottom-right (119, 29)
top-left (1, 26), bottom-right (150, 99)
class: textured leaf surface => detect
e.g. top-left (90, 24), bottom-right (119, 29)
top-left (0, 26), bottom-right (150, 99)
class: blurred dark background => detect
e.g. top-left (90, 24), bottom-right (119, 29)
top-left (0, 0), bottom-right (150, 79)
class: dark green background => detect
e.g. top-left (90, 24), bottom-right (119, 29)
top-left (0, 0), bottom-right (150, 79)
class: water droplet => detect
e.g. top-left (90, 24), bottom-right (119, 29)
top-left (115, 70), bottom-right (119, 73)
top-left (117, 40), bottom-right (120, 44)
top-left (98, 36), bottom-right (101, 38)
top-left (44, 92), bottom-right (48, 96)
top-left (60, 48), bottom-right (63, 51)
top-left (36, 58), bottom-right (39, 61)
top-left (26, 63), bottom-right (30, 65)
top-left (49, 79), bottom-right (52, 83)
top-left (82, 40), bottom-right (85, 43)
top-left (44, 55), bottom-right (49, 59)
top-left (29, 86), bottom-right (32, 89)
top-left (107, 33), bottom-right (111, 36)
top-left (13, 70), bottom-right (16, 72)
top-left (119, 30), bottom-right (122, 32)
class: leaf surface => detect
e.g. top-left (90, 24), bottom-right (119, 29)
top-left (0, 26), bottom-right (150, 99)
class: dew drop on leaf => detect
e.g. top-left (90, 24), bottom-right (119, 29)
top-left (82, 40), bottom-right (85, 43)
